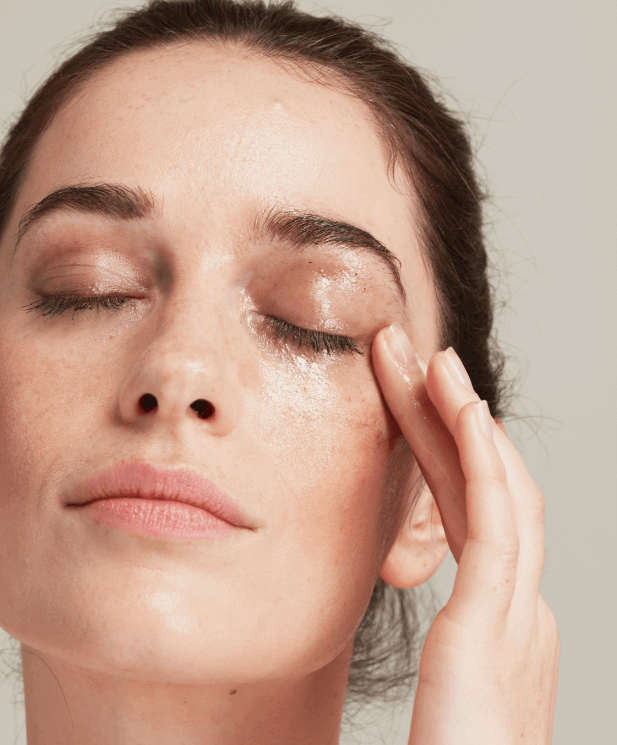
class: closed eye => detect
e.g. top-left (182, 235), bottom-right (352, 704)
top-left (261, 315), bottom-right (363, 356)
top-left (20, 294), bottom-right (364, 357)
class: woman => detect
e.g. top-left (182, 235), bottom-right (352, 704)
top-left (0, 0), bottom-right (560, 742)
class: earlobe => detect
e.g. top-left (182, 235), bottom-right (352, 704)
top-left (379, 478), bottom-right (449, 589)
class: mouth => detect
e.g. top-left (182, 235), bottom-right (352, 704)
top-left (68, 459), bottom-right (253, 531)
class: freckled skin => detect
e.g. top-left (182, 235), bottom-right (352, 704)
top-left (0, 44), bottom-right (443, 745)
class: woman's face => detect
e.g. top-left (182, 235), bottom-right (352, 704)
top-left (0, 43), bottom-right (440, 684)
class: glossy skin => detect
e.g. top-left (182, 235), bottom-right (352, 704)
top-left (0, 42), bottom-right (559, 745)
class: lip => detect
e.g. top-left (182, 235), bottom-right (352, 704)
top-left (68, 460), bottom-right (252, 530)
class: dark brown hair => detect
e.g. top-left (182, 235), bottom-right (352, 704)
top-left (0, 0), bottom-right (507, 721)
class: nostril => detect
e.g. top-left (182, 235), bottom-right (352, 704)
top-left (139, 393), bottom-right (158, 414)
top-left (136, 394), bottom-right (214, 420)
top-left (191, 399), bottom-right (215, 420)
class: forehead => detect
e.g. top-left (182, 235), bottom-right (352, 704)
top-left (30, 44), bottom-right (407, 224)
top-left (18, 42), bottom-right (439, 338)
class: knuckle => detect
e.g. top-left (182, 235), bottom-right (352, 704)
top-left (468, 533), bottom-right (520, 565)
top-left (493, 535), bottom-right (520, 564)
top-left (484, 460), bottom-right (508, 483)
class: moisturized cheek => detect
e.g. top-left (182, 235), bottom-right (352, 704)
top-left (246, 342), bottom-right (393, 519)
top-left (246, 351), bottom-right (393, 605)
top-left (259, 354), bottom-right (338, 441)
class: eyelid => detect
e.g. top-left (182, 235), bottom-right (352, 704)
top-left (261, 314), bottom-right (363, 356)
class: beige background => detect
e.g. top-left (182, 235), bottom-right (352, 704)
top-left (0, 1), bottom-right (615, 743)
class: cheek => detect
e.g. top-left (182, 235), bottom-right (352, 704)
top-left (0, 333), bottom-right (63, 488)
top-left (0, 330), bottom-right (105, 464)
top-left (237, 354), bottom-right (397, 659)
top-left (247, 349), bottom-right (395, 557)
top-left (0, 331), bottom-right (76, 633)
top-left (0, 323), bottom-right (114, 589)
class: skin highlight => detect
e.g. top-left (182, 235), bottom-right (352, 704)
top-left (0, 43), bottom-right (448, 745)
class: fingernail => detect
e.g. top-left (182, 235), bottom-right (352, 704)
top-left (384, 322), bottom-right (418, 369)
top-left (445, 347), bottom-right (473, 391)
top-left (477, 400), bottom-right (494, 440)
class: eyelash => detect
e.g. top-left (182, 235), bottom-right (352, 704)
top-left (261, 315), bottom-right (362, 356)
top-left (21, 294), bottom-right (363, 357)
top-left (22, 294), bottom-right (134, 318)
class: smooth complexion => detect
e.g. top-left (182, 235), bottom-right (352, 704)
top-left (0, 43), bottom-right (449, 745)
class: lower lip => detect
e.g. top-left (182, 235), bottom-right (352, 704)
top-left (80, 498), bottom-right (241, 540)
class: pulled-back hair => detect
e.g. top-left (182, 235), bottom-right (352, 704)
top-left (0, 0), bottom-right (507, 721)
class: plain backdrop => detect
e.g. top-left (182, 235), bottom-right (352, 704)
top-left (0, 1), bottom-right (615, 743)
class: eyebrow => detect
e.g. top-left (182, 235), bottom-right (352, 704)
top-left (13, 182), bottom-right (406, 302)
top-left (257, 207), bottom-right (406, 303)
top-left (12, 183), bottom-right (156, 263)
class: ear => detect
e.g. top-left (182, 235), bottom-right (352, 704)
top-left (379, 471), bottom-right (449, 589)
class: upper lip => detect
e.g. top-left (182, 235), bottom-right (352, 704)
top-left (69, 460), bottom-right (251, 529)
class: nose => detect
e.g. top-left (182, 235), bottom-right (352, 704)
top-left (117, 306), bottom-right (239, 438)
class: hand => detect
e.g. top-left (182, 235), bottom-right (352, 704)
top-left (372, 323), bottom-right (561, 745)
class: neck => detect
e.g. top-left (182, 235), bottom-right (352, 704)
top-left (21, 641), bottom-right (353, 745)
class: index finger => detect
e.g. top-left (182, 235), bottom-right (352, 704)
top-left (372, 324), bottom-right (468, 563)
